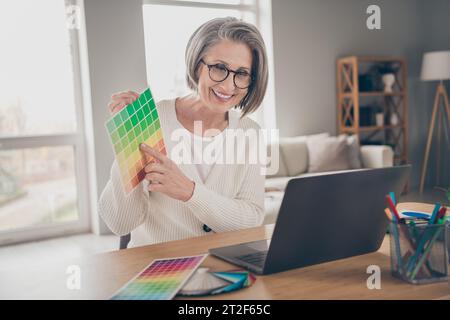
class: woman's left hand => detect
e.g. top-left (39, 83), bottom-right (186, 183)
top-left (140, 143), bottom-right (195, 202)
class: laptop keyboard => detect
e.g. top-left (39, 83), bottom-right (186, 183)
top-left (236, 250), bottom-right (268, 267)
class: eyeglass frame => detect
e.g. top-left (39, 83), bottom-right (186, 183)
top-left (199, 59), bottom-right (254, 89)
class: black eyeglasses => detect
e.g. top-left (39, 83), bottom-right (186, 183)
top-left (200, 60), bottom-right (253, 89)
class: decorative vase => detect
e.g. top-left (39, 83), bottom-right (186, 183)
top-left (375, 113), bottom-right (384, 126)
top-left (382, 73), bottom-right (395, 93)
top-left (390, 113), bottom-right (399, 126)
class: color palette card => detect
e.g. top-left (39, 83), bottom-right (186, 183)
top-left (111, 254), bottom-right (207, 300)
top-left (212, 269), bottom-right (257, 295)
top-left (178, 268), bottom-right (256, 297)
top-left (105, 88), bottom-right (166, 194)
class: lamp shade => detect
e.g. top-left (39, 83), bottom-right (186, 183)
top-left (420, 50), bottom-right (450, 81)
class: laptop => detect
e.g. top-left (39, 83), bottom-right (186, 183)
top-left (209, 165), bottom-right (411, 275)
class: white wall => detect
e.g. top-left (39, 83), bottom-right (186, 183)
top-left (270, 0), bottom-right (446, 189)
top-left (84, 0), bottom-right (148, 234)
top-left (422, 0), bottom-right (450, 188)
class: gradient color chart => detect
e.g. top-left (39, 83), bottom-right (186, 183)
top-left (111, 255), bottom-right (207, 300)
top-left (105, 88), bottom-right (166, 194)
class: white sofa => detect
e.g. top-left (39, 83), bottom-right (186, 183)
top-left (263, 136), bottom-right (394, 224)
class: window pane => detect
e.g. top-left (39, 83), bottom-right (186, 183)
top-left (143, 5), bottom-right (255, 100)
top-left (0, 1), bottom-right (77, 137)
top-left (0, 146), bottom-right (79, 232)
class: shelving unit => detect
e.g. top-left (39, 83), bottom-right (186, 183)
top-left (337, 56), bottom-right (408, 165)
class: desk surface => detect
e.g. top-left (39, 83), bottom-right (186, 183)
top-left (1, 203), bottom-right (449, 300)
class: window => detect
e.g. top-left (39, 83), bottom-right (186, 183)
top-left (0, 0), bottom-right (90, 244)
top-left (143, 0), bottom-right (276, 128)
top-left (0, 147), bottom-right (78, 230)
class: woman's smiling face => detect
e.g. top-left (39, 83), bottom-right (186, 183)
top-left (197, 39), bottom-right (253, 114)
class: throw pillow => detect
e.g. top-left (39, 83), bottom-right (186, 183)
top-left (346, 134), bottom-right (362, 169)
top-left (306, 134), bottom-right (351, 173)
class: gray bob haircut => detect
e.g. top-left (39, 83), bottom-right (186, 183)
top-left (185, 17), bottom-right (268, 117)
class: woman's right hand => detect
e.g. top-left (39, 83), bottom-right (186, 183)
top-left (107, 90), bottom-right (140, 115)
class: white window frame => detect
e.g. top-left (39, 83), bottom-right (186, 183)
top-left (0, 0), bottom-right (93, 245)
top-left (143, 0), bottom-right (277, 129)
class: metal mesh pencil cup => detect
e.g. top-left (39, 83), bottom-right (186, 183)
top-left (389, 222), bottom-right (448, 284)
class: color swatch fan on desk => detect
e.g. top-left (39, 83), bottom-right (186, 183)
top-left (105, 88), bottom-right (166, 194)
top-left (111, 255), bottom-right (207, 300)
top-left (178, 268), bottom-right (256, 296)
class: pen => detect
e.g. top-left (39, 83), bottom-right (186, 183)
top-left (401, 209), bottom-right (449, 222)
top-left (429, 203), bottom-right (441, 225)
top-left (386, 195), bottom-right (401, 222)
top-left (408, 220), bottom-right (433, 276)
top-left (402, 211), bottom-right (432, 220)
top-left (406, 204), bottom-right (443, 276)
top-left (390, 219), bottom-right (403, 271)
top-left (389, 191), bottom-right (396, 205)
top-left (436, 207), bottom-right (447, 221)
top-left (384, 208), bottom-right (393, 221)
top-left (410, 217), bottom-right (445, 280)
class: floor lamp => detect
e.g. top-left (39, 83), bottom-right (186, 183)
top-left (419, 50), bottom-right (450, 193)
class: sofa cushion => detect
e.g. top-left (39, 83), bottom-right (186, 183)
top-left (279, 137), bottom-right (308, 176)
top-left (360, 145), bottom-right (394, 168)
top-left (266, 142), bottom-right (289, 178)
top-left (266, 133), bottom-right (331, 178)
top-left (347, 135), bottom-right (362, 169)
top-left (279, 133), bottom-right (329, 176)
top-left (265, 176), bottom-right (293, 192)
top-left (306, 134), bottom-right (352, 173)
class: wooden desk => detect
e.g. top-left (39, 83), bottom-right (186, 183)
top-left (0, 203), bottom-right (449, 300)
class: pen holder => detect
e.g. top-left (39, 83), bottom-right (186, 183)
top-left (389, 222), bottom-right (448, 284)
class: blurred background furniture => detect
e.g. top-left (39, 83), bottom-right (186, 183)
top-left (419, 50), bottom-right (450, 193)
top-left (337, 56), bottom-right (408, 166)
top-left (263, 133), bottom-right (394, 224)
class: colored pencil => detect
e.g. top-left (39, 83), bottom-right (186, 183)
top-left (386, 195), bottom-right (401, 222)
top-left (410, 218), bottom-right (445, 280)
top-left (429, 203), bottom-right (441, 225)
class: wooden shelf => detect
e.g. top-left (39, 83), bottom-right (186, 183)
top-left (360, 91), bottom-right (405, 97)
top-left (342, 124), bottom-right (403, 133)
top-left (337, 56), bottom-right (408, 166)
top-left (340, 55), bottom-right (405, 63)
top-left (340, 91), bottom-right (405, 98)
top-left (357, 56), bottom-right (404, 62)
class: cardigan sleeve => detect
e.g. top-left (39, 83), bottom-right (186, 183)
top-left (185, 160), bottom-right (265, 233)
top-left (98, 160), bottom-right (149, 236)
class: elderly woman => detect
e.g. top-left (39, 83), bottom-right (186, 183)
top-left (99, 17), bottom-right (268, 248)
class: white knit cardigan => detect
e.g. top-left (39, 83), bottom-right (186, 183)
top-left (98, 99), bottom-right (265, 248)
